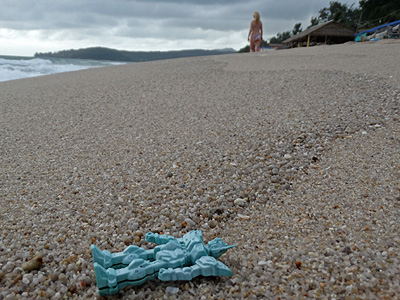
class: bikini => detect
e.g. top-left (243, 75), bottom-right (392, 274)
top-left (251, 21), bottom-right (262, 41)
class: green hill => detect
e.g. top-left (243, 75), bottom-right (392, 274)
top-left (34, 47), bottom-right (236, 62)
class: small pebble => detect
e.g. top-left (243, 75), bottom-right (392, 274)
top-left (166, 286), bottom-right (179, 295)
top-left (271, 168), bottom-right (279, 175)
top-left (185, 218), bottom-right (196, 226)
top-left (238, 214), bottom-right (250, 220)
top-left (208, 220), bottom-right (217, 228)
top-left (342, 246), bottom-right (352, 255)
top-left (22, 277), bottom-right (30, 285)
top-left (234, 198), bottom-right (246, 206)
top-left (21, 255), bottom-right (43, 272)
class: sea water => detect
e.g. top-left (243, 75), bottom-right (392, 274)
top-left (0, 55), bottom-right (126, 82)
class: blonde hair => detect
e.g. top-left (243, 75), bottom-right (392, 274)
top-left (253, 11), bottom-right (260, 23)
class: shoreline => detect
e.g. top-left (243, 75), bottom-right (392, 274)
top-left (2, 39), bottom-right (399, 84)
top-left (0, 41), bottom-right (399, 299)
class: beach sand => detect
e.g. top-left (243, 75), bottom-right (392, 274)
top-left (1, 40), bottom-right (399, 299)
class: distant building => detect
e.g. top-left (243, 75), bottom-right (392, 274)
top-left (283, 20), bottom-right (355, 48)
top-left (268, 43), bottom-right (290, 50)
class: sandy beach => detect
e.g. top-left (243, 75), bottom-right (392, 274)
top-left (1, 40), bottom-right (399, 299)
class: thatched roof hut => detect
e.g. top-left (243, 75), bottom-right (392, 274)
top-left (283, 20), bottom-right (355, 47)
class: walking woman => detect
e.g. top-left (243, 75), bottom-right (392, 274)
top-left (248, 11), bottom-right (263, 52)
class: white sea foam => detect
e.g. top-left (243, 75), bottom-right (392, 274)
top-left (0, 56), bottom-right (125, 82)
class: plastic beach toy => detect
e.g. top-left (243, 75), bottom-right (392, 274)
top-left (91, 230), bottom-right (235, 296)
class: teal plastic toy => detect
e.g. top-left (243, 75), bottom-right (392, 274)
top-left (91, 230), bottom-right (235, 295)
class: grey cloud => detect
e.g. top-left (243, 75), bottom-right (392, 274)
top-left (1, 0), bottom-right (358, 31)
top-left (1, 0), bottom-right (250, 31)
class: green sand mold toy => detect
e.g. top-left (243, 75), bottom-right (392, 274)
top-left (91, 230), bottom-right (235, 296)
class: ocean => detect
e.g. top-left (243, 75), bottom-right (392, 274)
top-left (0, 55), bottom-right (126, 82)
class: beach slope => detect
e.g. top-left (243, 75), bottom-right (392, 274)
top-left (1, 41), bottom-right (399, 299)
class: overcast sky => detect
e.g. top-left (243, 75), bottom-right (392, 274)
top-left (0, 0), bottom-right (359, 56)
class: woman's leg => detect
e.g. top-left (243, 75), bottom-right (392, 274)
top-left (255, 39), bottom-right (261, 52)
top-left (250, 37), bottom-right (255, 52)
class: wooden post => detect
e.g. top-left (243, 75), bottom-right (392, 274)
top-left (307, 35), bottom-right (310, 47)
top-left (325, 35), bottom-right (328, 45)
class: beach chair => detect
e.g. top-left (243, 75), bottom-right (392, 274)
top-left (375, 31), bottom-right (387, 39)
top-left (391, 25), bottom-right (399, 38)
top-left (366, 33), bottom-right (375, 40)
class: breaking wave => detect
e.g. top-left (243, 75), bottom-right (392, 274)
top-left (0, 56), bottom-right (125, 82)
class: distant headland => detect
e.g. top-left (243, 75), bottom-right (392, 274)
top-left (34, 47), bottom-right (236, 62)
